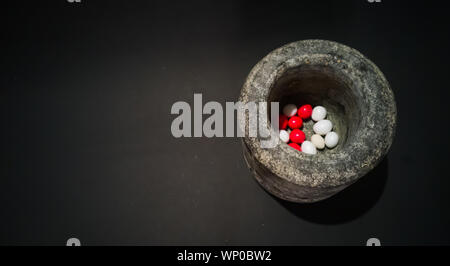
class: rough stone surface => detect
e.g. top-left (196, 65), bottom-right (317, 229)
top-left (240, 40), bottom-right (397, 203)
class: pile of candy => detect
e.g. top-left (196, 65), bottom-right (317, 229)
top-left (279, 104), bottom-right (339, 155)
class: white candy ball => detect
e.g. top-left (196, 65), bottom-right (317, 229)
top-left (301, 141), bottom-right (317, 155)
top-left (313, 120), bottom-right (333, 135)
top-left (325, 131), bottom-right (339, 149)
top-left (311, 106), bottom-right (327, 121)
top-left (279, 130), bottom-right (290, 143)
top-left (283, 104), bottom-right (297, 117)
top-left (311, 134), bottom-right (325, 149)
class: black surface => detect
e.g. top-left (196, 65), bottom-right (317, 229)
top-left (1, 0), bottom-right (450, 245)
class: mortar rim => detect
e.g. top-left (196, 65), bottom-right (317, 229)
top-left (240, 39), bottom-right (397, 188)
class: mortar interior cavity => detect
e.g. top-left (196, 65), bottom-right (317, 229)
top-left (268, 65), bottom-right (361, 152)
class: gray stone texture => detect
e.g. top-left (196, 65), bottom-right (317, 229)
top-left (240, 40), bottom-right (397, 203)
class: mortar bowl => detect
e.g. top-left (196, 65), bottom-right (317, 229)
top-left (240, 40), bottom-right (397, 203)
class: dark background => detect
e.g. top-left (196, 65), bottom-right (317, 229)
top-left (1, 0), bottom-right (450, 245)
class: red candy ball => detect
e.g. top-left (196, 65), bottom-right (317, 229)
top-left (298, 104), bottom-right (313, 119)
top-left (288, 143), bottom-right (302, 151)
top-left (279, 115), bottom-right (289, 130)
top-left (290, 129), bottom-right (305, 144)
top-left (288, 116), bottom-right (303, 129)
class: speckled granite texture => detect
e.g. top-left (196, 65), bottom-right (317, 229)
top-left (240, 40), bottom-right (397, 203)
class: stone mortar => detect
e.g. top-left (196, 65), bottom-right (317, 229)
top-left (240, 40), bottom-right (397, 203)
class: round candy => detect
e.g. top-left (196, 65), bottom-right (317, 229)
top-left (289, 129), bottom-right (305, 144)
top-left (283, 104), bottom-right (298, 117)
top-left (313, 120), bottom-right (333, 136)
top-left (311, 134), bottom-right (325, 149)
top-left (301, 141), bottom-right (317, 155)
top-left (325, 131), bottom-right (339, 149)
top-left (279, 130), bottom-right (290, 143)
top-left (288, 143), bottom-right (301, 151)
top-left (311, 106), bottom-right (327, 121)
top-left (288, 116), bottom-right (303, 129)
top-left (279, 115), bottom-right (289, 130)
top-left (298, 104), bottom-right (313, 119)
